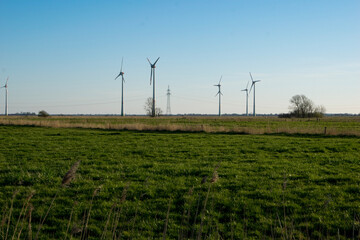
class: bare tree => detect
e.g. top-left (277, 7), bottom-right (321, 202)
top-left (289, 95), bottom-right (325, 118)
top-left (314, 105), bottom-right (326, 118)
top-left (144, 97), bottom-right (163, 116)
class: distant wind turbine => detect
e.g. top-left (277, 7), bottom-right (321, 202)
top-left (249, 72), bottom-right (261, 116)
top-left (214, 76), bottom-right (223, 116)
top-left (1, 77), bottom-right (9, 116)
top-left (241, 80), bottom-right (250, 116)
top-left (147, 57), bottom-right (160, 117)
top-left (115, 57), bottom-right (125, 116)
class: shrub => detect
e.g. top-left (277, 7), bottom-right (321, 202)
top-left (38, 110), bottom-right (50, 117)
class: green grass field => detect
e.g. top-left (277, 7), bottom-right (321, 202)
top-left (1, 119), bottom-right (360, 239)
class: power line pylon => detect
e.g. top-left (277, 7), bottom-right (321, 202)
top-left (166, 85), bottom-right (171, 115)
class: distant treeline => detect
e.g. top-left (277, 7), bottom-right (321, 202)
top-left (9, 112), bottom-right (360, 117)
top-left (12, 112), bottom-right (37, 116)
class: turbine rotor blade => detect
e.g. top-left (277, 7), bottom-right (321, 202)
top-left (249, 72), bottom-right (254, 82)
top-left (219, 75), bottom-right (222, 84)
top-left (147, 58), bottom-right (152, 65)
top-left (154, 57), bottom-right (160, 65)
top-left (115, 72), bottom-right (121, 80)
top-left (246, 80), bottom-right (249, 89)
top-left (120, 57), bottom-right (124, 72)
top-left (122, 75), bottom-right (125, 82)
top-left (249, 82), bottom-right (254, 93)
top-left (150, 69), bottom-right (153, 85)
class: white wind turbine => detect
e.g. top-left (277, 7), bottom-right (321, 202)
top-left (241, 80), bottom-right (250, 116)
top-left (1, 77), bottom-right (9, 116)
top-left (214, 76), bottom-right (223, 116)
top-left (249, 72), bottom-right (261, 116)
top-left (147, 57), bottom-right (160, 117)
top-left (115, 57), bottom-right (125, 116)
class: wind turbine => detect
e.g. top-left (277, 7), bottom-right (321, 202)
top-left (249, 72), bottom-right (261, 116)
top-left (241, 80), bottom-right (250, 116)
top-left (147, 57), bottom-right (160, 117)
top-left (115, 57), bottom-right (125, 116)
top-left (214, 76), bottom-right (223, 116)
top-left (1, 77), bottom-right (9, 116)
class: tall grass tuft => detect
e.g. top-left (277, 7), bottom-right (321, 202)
top-left (162, 197), bottom-right (172, 240)
top-left (100, 202), bottom-right (116, 240)
top-left (11, 190), bottom-right (35, 240)
top-left (62, 160), bottom-right (81, 187)
top-left (15, 202), bottom-right (33, 240)
top-left (179, 186), bottom-right (194, 240)
top-left (1, 203), bottom-right (9, 238)
top-left (5, 190), bottom-right (19, 240)
top-left (282, 173), bottom-right (288, 239)
top-left (197, 165), bottom-right (220, 240)
top-left (64, 201), bottom-right (77, 240)
top-left (81, 185), bottom-right (102, 240)
top-left (129, 178), bottom-right (150, 239)
top-left (27, 204), bottom-right (33, 240)
top-left (111, 182), bottom-right (130, 239)
top-left (35, 160), bottom-right (81, 240)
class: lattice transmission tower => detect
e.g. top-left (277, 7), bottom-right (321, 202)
top-left (166, 85), bottom-right (171, 115)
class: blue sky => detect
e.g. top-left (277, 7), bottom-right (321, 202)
top-left (0, 0), bottom-right (359, 115)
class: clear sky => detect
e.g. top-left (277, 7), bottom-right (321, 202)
top-left (0, 0), bottom-right (359, 115)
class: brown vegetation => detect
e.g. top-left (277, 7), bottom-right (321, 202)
top-left (0, 116), bottom-right (359, 136)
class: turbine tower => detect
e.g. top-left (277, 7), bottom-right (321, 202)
top-left (115, 57), bottom-right (125, 116)
top-left (166, 85), bottom-right (171, 115)
top-left (1, 77), bottom-right (9, 116)
top-left (249, 72), bottom-right (261, 116)
top-left (214, 76), bottom-right (223, 116)
top-left (241, 81), bottom-right (250, 116)
top-left (147, 57), bottom-right (160, 117)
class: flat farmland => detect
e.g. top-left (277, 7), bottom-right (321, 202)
top-left (0, 118), bottom-right (360, 239)
top-left (1, 116), bottom-right (360, 136)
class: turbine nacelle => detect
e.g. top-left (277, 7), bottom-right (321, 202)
top-left (249, 72), bottom-right (260, 93)
top-left (148, 57), bottom-right (160, 69)
top-left (148, 57), bottom-right (160, 85)
top-left (214, 76), bottom-right (223, 96)
top-left (1, 77), bottom-right (9, 88)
